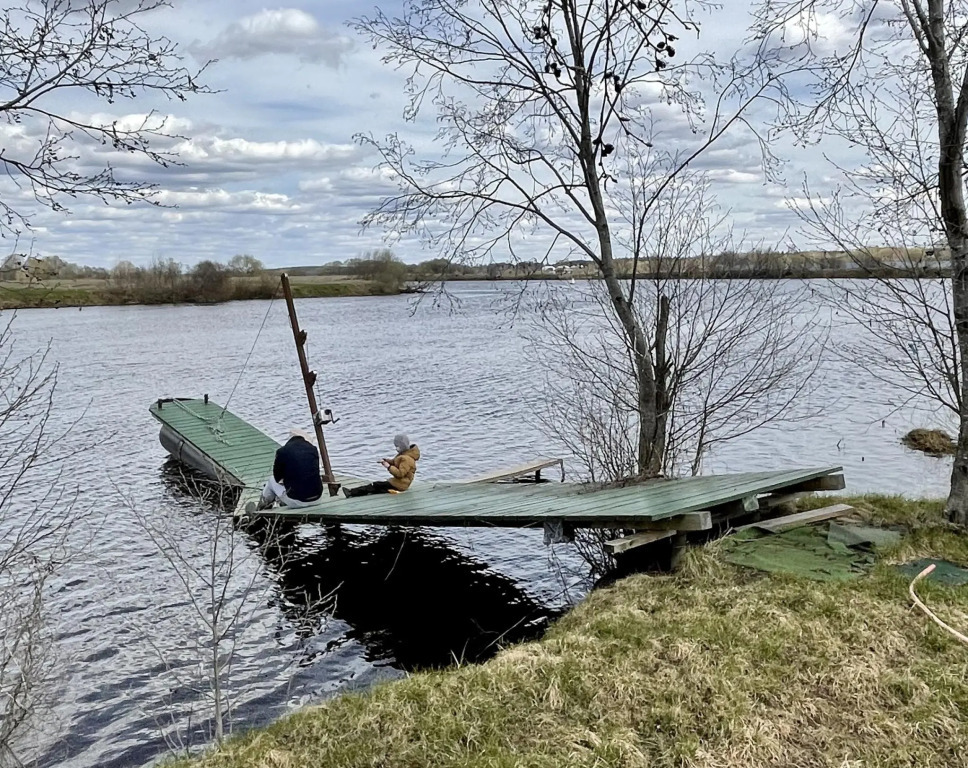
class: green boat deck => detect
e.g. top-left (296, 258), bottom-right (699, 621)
top-left (150, 398), bottom-right (845, 529)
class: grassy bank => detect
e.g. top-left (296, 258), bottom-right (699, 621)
top-left (0, 276), bottom-right (392, 310)
top-left (175, 496), bottom-right (968, 768)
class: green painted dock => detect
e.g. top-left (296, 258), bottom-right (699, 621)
top-left (151, 398), bottom-right (846, 532)
top-left (151, 397), bottom-right (279, 488)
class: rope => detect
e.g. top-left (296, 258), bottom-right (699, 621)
top-left (169, 289), bottom-right (277, 446)
top-left (171, 398), bottom-right (210, 421)
top-left (909, 564), bottom-right (968, 646)
top-left (170, 398), bottom-right (231, 444)
top-left (220, 292), bottom-right (277, 421)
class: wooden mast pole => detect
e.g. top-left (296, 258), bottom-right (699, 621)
top-left (280, 273), bottom-right (339, 496)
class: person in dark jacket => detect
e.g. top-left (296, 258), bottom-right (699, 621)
top-left (249, 429), bottom-right (323, 511)
top-left (343, 433), bottom-right (420, 498)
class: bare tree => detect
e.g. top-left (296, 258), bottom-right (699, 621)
top-left (227, 255), bottom-right (264, 276)
top-left (792, 189), bottom-right (957, 421)
top-left (753, 0), bottom-right (968, 524)
top-left (0, 0), bottom-right (211, 234)
top-left (351, 249), bottom-right (410, 293)
top-left (354, 0), bottom-right (796, 479)
top-left (0, 315), bottom-right (81, 767)
top-left (531, 171), bottom-right (823, 484)
top-left (523, 167), bottom-right (823, 576)
top-left (120, 473), bottom-right (334, 757)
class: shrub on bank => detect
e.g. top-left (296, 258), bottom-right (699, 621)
top-left (0, 272), bottom-right (390, 308)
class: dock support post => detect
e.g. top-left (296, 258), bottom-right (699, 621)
top-left (281, 273), bottom-right (340, 497)
top-left (669, 532), bottom-right (689, 571)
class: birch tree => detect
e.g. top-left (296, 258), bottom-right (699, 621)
top-left (754, 0), bottom-right (968, 524)
top-left (354, 0), bottom-right (793, 478)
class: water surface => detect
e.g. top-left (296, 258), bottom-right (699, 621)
top-left (2, 280), bottom-right (953, 767)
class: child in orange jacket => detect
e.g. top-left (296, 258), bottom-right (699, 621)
top-left (343, 434), bottom-right (420, 497)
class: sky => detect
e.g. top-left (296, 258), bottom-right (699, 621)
top-left (0, 0), bottom-right (860, 269)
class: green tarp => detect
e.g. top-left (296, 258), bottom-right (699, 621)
top-left (895, 558), bottom-right (968, 586)
top-left (722, 525), bottom-right (881, 582)
top-left (827, 522), bottom-right (902, 549)
top-left (723, 519), bottom-right (968, 586)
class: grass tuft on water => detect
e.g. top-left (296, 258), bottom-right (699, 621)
top-left (174, 495), bottom-right (968, 768)
top-left (902, 428), bottom-right (957, 457)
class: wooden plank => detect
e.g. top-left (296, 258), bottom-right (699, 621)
top-left (574, 467), bottom-right (844, 521)
top-left (462, 457), bottom-right (564, 484)
top-left (782, 474), bottom-right (846, 493)
top-left (629, 511), bottom-right (712, 531)
top-left (710, 494), bottom-right (760, 518)
top-left (214, 448), bottom-right (277, 467)
top-left (244, 477), bottom-right (843, 526)
top-left (467, 468), bottom-right (840, 522)
top-left (377, 481), bottom-right (579, 517)
top-left (606, 530), bottom-right (676, 554)
top-left (761, 492), bottom-right (805, 509)
top-left (737, 503), bottom-right (854, 533)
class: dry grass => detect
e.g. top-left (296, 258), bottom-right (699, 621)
top-left (902, 429), bottom-right (957, 457)
top-left (173, 496), bottom-right (968, 768)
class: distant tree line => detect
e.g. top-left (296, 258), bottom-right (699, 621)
top-left (0, 254), bottom-right (273, 304)
top-left (294, 246), bottom-right (949, 283)
top-left (2, 245), bottom-right (945, 307)
top-left (289, 250), bottom-right (481, 284)
top-left (107, 255), bottom-right (272, 303)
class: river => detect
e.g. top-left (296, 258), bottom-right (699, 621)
top-left (1, 280), bottom-right (955, 767)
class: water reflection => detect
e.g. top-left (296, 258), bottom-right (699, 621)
top-left (161, 460), bottom-right (561, 672)
top-left (160, 457), bottom-right (241, 509)
top-left (252, 521), bottom-right (559, 669)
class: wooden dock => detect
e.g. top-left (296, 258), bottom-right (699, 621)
top-left (151, 398), bottom-right (846, 549)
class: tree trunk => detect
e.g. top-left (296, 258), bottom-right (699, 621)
top-left (596, 238), bottom-right (663, 477)
top-left (567, 7), bottom-right (664, 478)
top-left (948, 251), bottom-right (968, 525)
top-left (920, 0), bottom-right (968, 526)
top-left (653, 293), bottom-right (671, 472)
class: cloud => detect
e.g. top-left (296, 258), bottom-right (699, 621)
top-left (693, 145), bottom-right (761, 174)
top-left (769, 11), bottom-right (857, 57)
top-left (301, 166), bottom-right (398, 191)
top-left (155, 188), bottom-right (306, 214)
top-left (66, 127), bottom-right (365, 186)
top-left (82, 112), bottom-right (196, 136)
top-left (194, 9), bottom-right (354, 66)
top-left (780, 195), bottom-right (831, 211)
top-left (705, 169), bottom-right (761, 184)
top-left (173, 137), bottom-right (362, 169)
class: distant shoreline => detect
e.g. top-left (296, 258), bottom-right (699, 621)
top-left (442, 268), bottom-right (950, 281)
top-left (0, 277), bottom-right (403, 310)
top-left (0, 268), bottom-right (948, 310)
